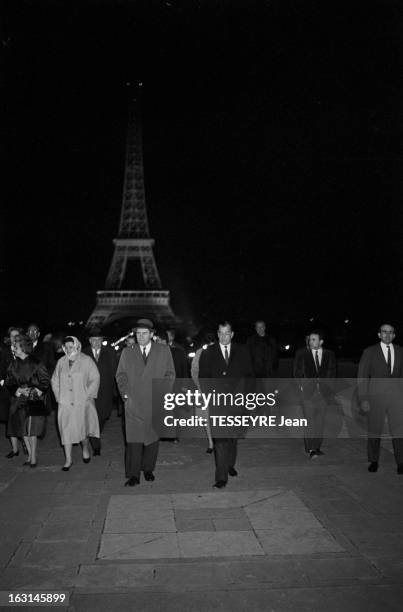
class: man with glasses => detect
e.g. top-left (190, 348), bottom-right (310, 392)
top-left (358, 324), bottom-right (403, 474)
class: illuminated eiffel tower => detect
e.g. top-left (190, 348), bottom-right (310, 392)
top-left (87, 85), bottom-right (178, 330)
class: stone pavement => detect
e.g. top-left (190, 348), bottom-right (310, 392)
top-left (0, 411), bottom-right (403, 611)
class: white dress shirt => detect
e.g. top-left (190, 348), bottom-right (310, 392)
top-left (141, 342), bottom-right (152, 358)
top-left (380, 342), bottom-right (394, 373)
top-left (311, 347), bottom-right (323, 367)
top-left (219, 343), bottom-right (231, 360)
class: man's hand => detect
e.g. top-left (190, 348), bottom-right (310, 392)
top-left (360, 400), bottom-right (370, 413)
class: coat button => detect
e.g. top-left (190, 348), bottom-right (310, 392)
top-left (71, 403), bottom-right (74, 406)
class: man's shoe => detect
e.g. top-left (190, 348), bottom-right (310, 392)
top-left (309, 450), bottom-right (319, 459)
top-left (213, 481), bottom-right (227, 489)
top-left (228, 467), bottom-right (238, 477)
top-left (124, 477), bottom-right (140, 487)
top-left (93, 449), bottom-right (101, 456)
top-left (368, 462), bottom-right (378, 473)
top-left (316, 449), bottom-right (324, 456)
top-left (6, 451), bottom-right (19, 459)
top-left (144, 472), bottom-right (155, 481)
top-left (397, 464), bottom-right (403, 475)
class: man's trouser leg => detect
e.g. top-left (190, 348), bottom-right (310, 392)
top-left (228, 438), bottom-right (238, 470)
top-left (302, 391), bottom-right (326, 451)
top-left (213, 438), bottom-right (229, 483)
top-left (125, 442), bottom-right (143, 479)
top-left (90, 416), bottom-right (107, 453)
top-left (387, 400), bottom-right (403, 466)
top-left (367, 398), bottom-right (386, 463)
top-left (141, 440), bottom-right (159, 473)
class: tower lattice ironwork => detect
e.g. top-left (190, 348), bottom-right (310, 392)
top-left (87, 86), bottom-right (178, 330)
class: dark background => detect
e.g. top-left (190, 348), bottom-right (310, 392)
top-left (2, 0), bottom-right (402, 350)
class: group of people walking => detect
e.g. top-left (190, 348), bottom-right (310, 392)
top-left (1, 318), bottom-right (402, 486)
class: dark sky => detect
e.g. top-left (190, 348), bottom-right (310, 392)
top-left (2, 0), bottom-right (402, 343)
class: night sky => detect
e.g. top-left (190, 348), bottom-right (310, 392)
top-left (2, 0), bottom-right (402, 347)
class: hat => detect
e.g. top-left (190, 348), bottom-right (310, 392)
top-left (88, 327), bottom-right (104, 338)
top-left (133, 318), bottom-right (154, 331)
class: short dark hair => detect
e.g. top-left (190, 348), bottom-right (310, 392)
top-left (218, 320), bottom-right (233, 331)
top-left (27, 323), bottom-right (40, 331)
top-left (157, 330), bottom-right (169, 342)
top-left (15, 334), bottom-right (33, 354)
top-left (63, 336), bottom-right (75, 345)
top-left (379, 323), bottom-right (395, 333)
top-left (308, 329), bottom-right (325, 341)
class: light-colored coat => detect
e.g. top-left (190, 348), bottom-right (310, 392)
top-left (116, 343), bottom-right (175, 444)
top-left (51, 353), bottom-right (100, 444)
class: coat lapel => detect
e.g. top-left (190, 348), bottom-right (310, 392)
top-left (146, 342), bottom-right (157, 370)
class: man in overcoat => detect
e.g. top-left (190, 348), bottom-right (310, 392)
top-left (116, 319), bottom-right (175, 486)
top-left (83, 327), bottom-right (118, 456)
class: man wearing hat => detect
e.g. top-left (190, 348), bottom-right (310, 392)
top-left (116, 319), bottom-right (176, 486)
top-left (83, 327), bottom-right (118, 456)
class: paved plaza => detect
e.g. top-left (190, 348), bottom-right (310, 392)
top-left (0, 411), bottom-right (403, 611)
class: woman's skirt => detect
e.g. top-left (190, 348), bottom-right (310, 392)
top-left (7, 400), bottom-right (45, 438)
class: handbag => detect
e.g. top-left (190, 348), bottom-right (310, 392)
top-left (26, 388), bottom-right (49, 416)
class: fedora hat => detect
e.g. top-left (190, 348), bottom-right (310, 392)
top-left (133, 318), bottom-right (154, 331)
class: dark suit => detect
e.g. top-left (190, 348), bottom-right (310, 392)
top-left (358, 343), bottom-right (403, 465)
top-left (83, 345), bottom-right (118, 453)
top-left (293, 347), bottom-right (337, 452)
top-left (246, 334), bottom-right (278, 377)
top-left (199, 342), bottom-right (254, 484)
top-left (32, 341), bottom-right (56, 376)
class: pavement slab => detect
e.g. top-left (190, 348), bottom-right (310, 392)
top-left (1, 411), bottom-right (403, 611)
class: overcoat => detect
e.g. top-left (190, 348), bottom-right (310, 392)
top-left (51, 353), bottom-right (100, 444)
top-left (116, 343), bottom-right (175, 445)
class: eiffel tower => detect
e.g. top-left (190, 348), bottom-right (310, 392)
top-left (87, 85), bottom-right (178, 331)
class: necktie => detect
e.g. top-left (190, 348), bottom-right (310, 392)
top-left (387, 345), bottom-right (392, 376)
top-left (142, 347), bottom-right (148, 365)
top-left (224, 346), bottom-right (229, 365)
top-left (95, 349), bottom-right (100, 362)
top-left (315, 350), bottom-right (320, 372)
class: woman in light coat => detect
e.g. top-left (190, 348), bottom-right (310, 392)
top-left (51, 336), bottom-right (100, 470)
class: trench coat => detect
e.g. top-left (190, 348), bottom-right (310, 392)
top-left (116, 343), bottom-right (175, 445)
top-left (51, 353), bottom-right (100, 445)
